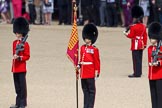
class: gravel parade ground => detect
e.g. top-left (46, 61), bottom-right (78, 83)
top-left (0, 24), bottom-right (151, 108)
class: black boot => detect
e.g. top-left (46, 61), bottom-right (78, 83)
top-left (10, 105), bottom-right (19, 108)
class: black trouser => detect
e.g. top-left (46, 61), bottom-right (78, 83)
top-left (28, 4), bottom-right (36, 24)
top-left (58, 5), bottom-right (68, 24)
top-left (149, 79), bottom-right (162, 108)
top-left (81, 6), bottom-right (94, 23)
top-left (132, 50), bottom-right (143, 76)
top-left (13, 72), bottom-right (27, 107)
top-left (81, 78), bottom-right (96, 108)
top-left (67, 0), bottom-right (72, 24)
top-left (106, 3), bottom-right (118, 27)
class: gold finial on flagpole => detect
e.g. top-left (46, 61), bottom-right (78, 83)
top-left (74, 4), bottom-right (77, 13)
top-left (73, 3), bottom-right (77, 23)
top-left (72, 0), bottom-right (76, 3)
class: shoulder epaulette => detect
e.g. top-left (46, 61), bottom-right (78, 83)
top-left (92, 45), bottom-right (98, 49)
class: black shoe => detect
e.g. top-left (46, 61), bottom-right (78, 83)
top-left (58, 22), bottom-right (62, 25)
top-left (99, 24), bottom-right (105, 27)
top-left (128, 74), bottom-right (141, 78)
top-left (10, 105), bottom-right (19, 108)
top-left (19, 106), bottom-right (26, 108)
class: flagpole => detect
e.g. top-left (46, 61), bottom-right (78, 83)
top-left (72, 0), bottom-right (76, 24)
top-left (73, 3), bottom-right (79, 108)
top-left (76, 70), bottom-right (79, 108)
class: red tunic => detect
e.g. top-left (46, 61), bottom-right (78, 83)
top-left (148, 45), bottom-right (162, 80)
top-left (12, 40), bottom-right (30, 73)
top-left (127, 23), bottom-right (147, 50)
top-left (79, 45), bottom-right (100, 79)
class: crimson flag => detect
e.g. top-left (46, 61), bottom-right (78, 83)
top-left (66, 11), bottom-right (79, 67)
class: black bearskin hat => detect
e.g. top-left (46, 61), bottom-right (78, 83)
top-left (148, 22), bottom-right (162, 40)
top-left (82, 23), bottom-right (98, 44)
top-left (131, 5), bottom-right (144, 18)
top-left (13, 17), bottom-right (29, 36)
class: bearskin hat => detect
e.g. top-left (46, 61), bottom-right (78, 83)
top-left (13, 17), bottom-right (29, 37)
top-left (82, 23), bottom-right (98, 44)
top-left (131, 5), bottom-right (144, 18)
top-left (148, 22), bottom-right (162, 40)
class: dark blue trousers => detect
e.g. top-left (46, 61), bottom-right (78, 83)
top-left (149, 79), bottom-right (162, 108)
top-left (81, 78), bottom-right (96, 108)
top-left (106, 3), bottom-right (118, 27)
top-left (13, 72), bottom-right (27, 107)
top-left (132, 50), bottom-right (143, 76)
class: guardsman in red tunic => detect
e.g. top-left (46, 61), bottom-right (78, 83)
top-left (77, 23), bottom-right (100, 108)
top-left (10, 17), bottom-right (30, 108)
top-left (148, 22), bottom-right (162, 108)
top-left (124, 5), bottom-right (147, 78)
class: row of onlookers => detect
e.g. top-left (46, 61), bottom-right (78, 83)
top-left (0, 0), bottom-right (162, 27)
top-left (77, 0), bottom-right (162, 27)
top-left (0, 0), bottom-right (54, 25)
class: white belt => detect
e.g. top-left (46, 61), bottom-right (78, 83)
top-left (80, 62), bottom-right (93, 65)
top-left (136, 36), bottom-right (143, 40)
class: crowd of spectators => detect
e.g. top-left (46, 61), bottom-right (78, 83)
top-left (0, 0), bottom-right (162, 27)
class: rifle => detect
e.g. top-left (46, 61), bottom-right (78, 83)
top-left (125, 16), bottom-right (143, 33)
top-left (152, 40), bottom-right (162, 64)
top-left (15, 34), bottom-right (28, 55)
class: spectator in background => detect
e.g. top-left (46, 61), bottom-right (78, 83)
top-left (99, 0), bottom-right (107, 26)
top-left (26, 0), bottom-right (36, 24)
top-left (57, 0), bottom-right (68, 25)
top-left (120, 0), bottom-right (134, 27)
top-left (149, 0), bottom-right (158, 22)
top-left (106, 0), bottom-right (118, 27)
top-left (0, 0), bottom-right (10, 24)
top-left (139, 0), bottom-right (150, 26)
top-left (43, 0), bottom-right (54, 25)
top-left (67, 0), bottom-right (72, 25)
top-left (34, 0), bottom-right (44, 24)
top-left (99, 0), bottom-right (107, 27)
top-left (119, 0), bottom-right (125, 27)
top-left (12, 0), bottom-right (22, 19)
top-left (81, 0), bottom-right (94, 25)
top-left (22, 1), bottom-right (30, 21)
top-left (93, 0), bottom-right (100, 25)
top-left (156, 0), bottom-right (162, 24)
top-left (9, 0), bottom-right (14, 23)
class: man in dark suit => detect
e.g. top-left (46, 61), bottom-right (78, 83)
top-left (106, 0), bottom-right (118, 27)
top-left (57, 0), bottom-right (68, 25)
top-left (81, 0), bottom-right (95, 25)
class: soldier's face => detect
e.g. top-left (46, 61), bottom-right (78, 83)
top-left (84, 39), bottom-right (92, 45)
top-left (150, 39), bottom-right (157, 45)
top-left (15, 33), bottom-right (23, 39)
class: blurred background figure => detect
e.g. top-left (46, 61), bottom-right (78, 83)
top-left (0, 0), bottom-right (10, 24)
top-left (156, 0), bottom-right (162, 24)
top-left (149, 0), bottom-right (158, 23)
top-left (81, 0), bottom-right (94, 25)
top-left (106, 0), bottom-right (118, 27)
top-left (139, 0), bottom-right (150, 26)
top-left (120, 0), bottom-right (134, 27)
top-left (12, 0), bottom-right (22, 19)
top-left (22, 0), bottom-right (30, 22)
top-left (99, 0), bottom-right (107, 27)
top-left (119, 0), bottom-right (125, 27)
top-left (93, 0), bottom-right (100, 26)
top-left (34, 0), bottom-right (44, 24)
top-left (43, 0), bottom-right (54, 25)
top-left (57, 0), bottom-right (68, 25)
top-left (67, 0), bottom-right (72, 25)
top-left (25, 0), bottom-right (36, 24)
